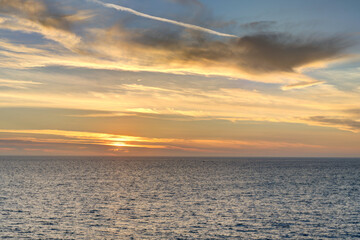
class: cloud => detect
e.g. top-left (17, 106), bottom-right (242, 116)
top-left (0, 128), bottom-right (325, 155)
top-left (0, 75), bottom-right (350, 125)
top-left (89, 24), bottom-right (349, 86)
top-left (346, 109), bottom-right (360, 116)
top-left (241, 21), bottom-right (277, 31)
top-left (0, 0), bottom-right (72, 31)
top-left (0, 16), bottom-right (82, 49)
top-left (0, 78), bottom-right (42, 89)
top-left (167, 0), bottom-right (204, 7)
top-left (0, 0), bottom-right (93, 50)
top-left (0, 0), bottom-right (352, 88)
top-left (281, 80), bottom-right (324, 90)
top-left (90, 0), bottom-right (237, 38)
top-left (228, 33), bottom-right (347, 73)
top-left (306, 116), bottom-right (360, 132)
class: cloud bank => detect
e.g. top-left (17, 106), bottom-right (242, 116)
top-left (0, 128), bottom-right (325, 156)
top-left (0, 0), bottom-right (353, 88)
top-left (89, 23), bottom-right (349, 88)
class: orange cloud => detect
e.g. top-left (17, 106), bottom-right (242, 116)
top-left (0, 129), bottom-right (325, 155)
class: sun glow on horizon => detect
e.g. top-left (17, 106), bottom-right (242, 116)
top-left (0, 0), bottom-right (359, 156)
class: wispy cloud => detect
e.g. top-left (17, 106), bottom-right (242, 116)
top-left (0, 0), bottom-right (93, 49)
top-left (241, 21), bottom-right (277, 31)
top-left (0, 128), bottom-right (325, 155)
top-left (0, 78), bottom-right (42, 89)
top-left (90, 0), bottom-right (237, 38)
top-left (306, 116), bottom-right (360, 132)
top-left (345, 108), bottom-right (360, 116)
top-left (0, 0), bottom-right (72, 31)
top-left (281, 80), bottom-right (324, 90)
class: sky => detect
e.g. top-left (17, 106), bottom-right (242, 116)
top-left (0, 0), bottom-right (360, 156)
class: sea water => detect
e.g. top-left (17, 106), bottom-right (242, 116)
top-left (0, 157), bottom-right (359, 239)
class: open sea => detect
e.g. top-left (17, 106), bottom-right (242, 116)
top-left (0, 156), bottom-right (359, 239)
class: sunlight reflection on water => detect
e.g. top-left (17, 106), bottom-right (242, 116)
top-left (0, 157), bottom-right (359, 239)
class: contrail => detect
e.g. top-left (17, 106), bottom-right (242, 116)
top-left (91, 0), bottom-right (238, 38)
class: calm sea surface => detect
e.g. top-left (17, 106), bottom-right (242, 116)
top-left (0, 157), bottom-right (359, 239)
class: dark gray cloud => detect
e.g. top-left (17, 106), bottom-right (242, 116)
top-left (233, 33), bottom-right (348, 73)
top-left (307, 116), bottom-right (360, 131)
top-left (109, 22), bottom-right (350, 74)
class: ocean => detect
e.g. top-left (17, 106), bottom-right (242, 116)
top-left (0, 157), bottom-right (359, 239)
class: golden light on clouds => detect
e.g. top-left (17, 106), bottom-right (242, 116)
top-left (0, 128), bottom-right (329, 156)
top-left (0, 0), bottom-right (359, 156)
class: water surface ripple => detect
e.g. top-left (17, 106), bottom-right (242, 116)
top-left (0, 157), bottom-right (359, 239)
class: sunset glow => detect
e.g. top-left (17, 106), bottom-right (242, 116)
top-left (0, 0), bottom-right (359, 156)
